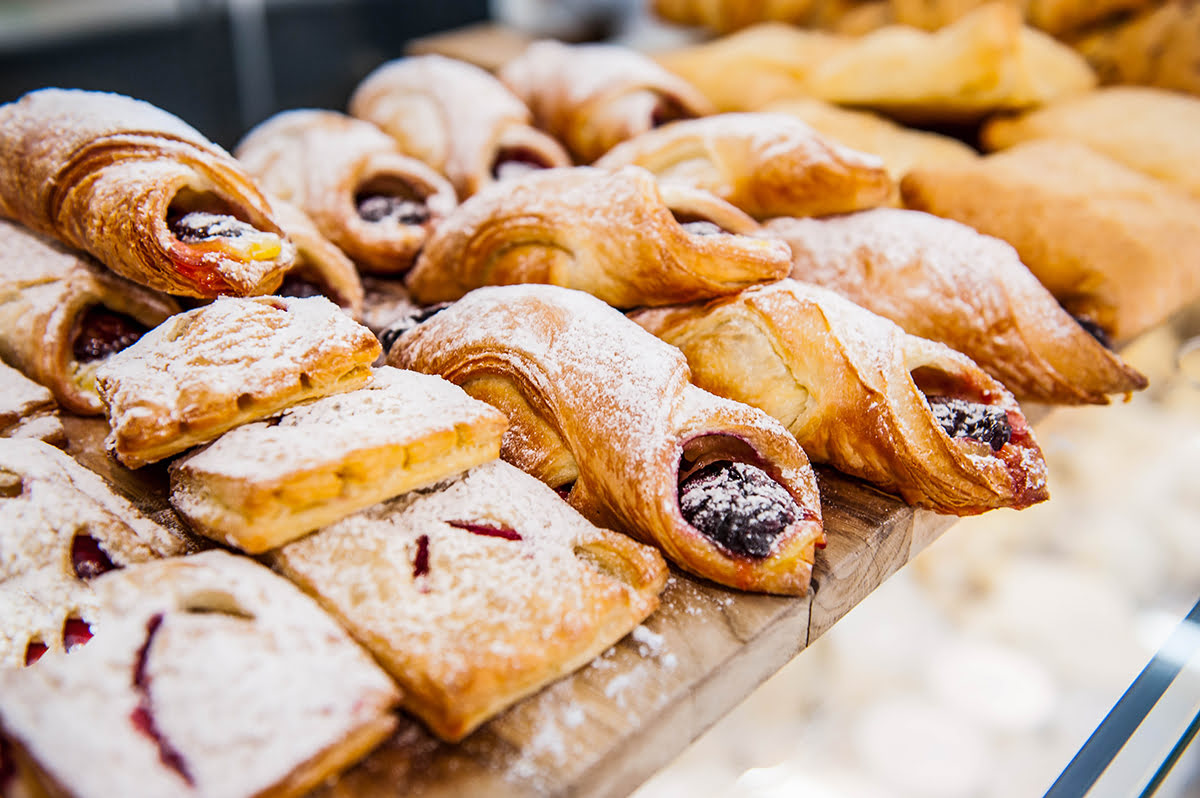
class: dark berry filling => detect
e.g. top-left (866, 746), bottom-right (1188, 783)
top-left (24, 641), bottom-right (47, 666)
top-left (650, 97), bottom-right (692, 128)
top-left (447, 520), bottom-right (523, 541)
top-left (169, 211), bottom-right (259, 242)
top-left (1073, 314), bottom-right (1113, 350)
top-left (71, 533), bottom-right (119, 580)
top-left (131, 613), bottom-right (194, 785)
top-left (491, 147), bottom-right (552, 181)
top-left (678, 461), bottom-right (800, 559)
top-left (277, 272), bottom-right (327, 300)
top-left (555, 482), bottom-right (575, 500)
top-left (926, 396), bottom-right (1011, 451)
top-left (378, 302), bottom-right (452, 352)
top-left (356, 194), bottom-right (430, 225)
top-left (62, 617), bottom-right (92, 651)
top-left (412, 534), bottom-right (431, 579)
top-left (72, 307), bottom-right (148, 363)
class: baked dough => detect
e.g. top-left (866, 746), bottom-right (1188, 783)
top-left (630, 280), bottom-right (1050, 514)
top-left (390, 284), bottom-right (825, 595)
top-left (404, 165), bottom-right (791, 308)
top-left (0, 362), bottom-right (64, 446)
top-left (270, 199), bottom-right (364, 318)
top-left (1071, 2), bottom-right (1200, 97)
top-left (170, 366), bottom-right (508, 553)
top-left (95, 295), bottom-right (381, 469)
top-left (0, 89), bottom-right (295, 298)
top-left (0, 550), bottom-right (399, 798)
top-left (889, 0), bottom-right (1156, 36)
top-left (271, 459), bottom-right (667, 741)
top-left (651, 0), bottom-right (819, 32)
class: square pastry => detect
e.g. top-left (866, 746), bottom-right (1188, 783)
top-left (0, 362), bottom-right (64, 446)
top-left (95, 295), bottom-right (380, 469)
top-left (0, 550), bottom-right (400, 798)
top-left (169, 367), bottom-right (508, 553)
top-left (270, 460), bottom-right (669, 742)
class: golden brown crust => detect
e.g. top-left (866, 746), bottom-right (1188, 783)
top-left (889, 0), bottom-right (1156, 36)
top-left (652, 0), bottom-right (820, 32)
top-left (268, 199), bottom-right (364, 318)
top-left (1070, 1), bottom-right (1200, 96)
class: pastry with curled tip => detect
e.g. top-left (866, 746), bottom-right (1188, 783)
top-left (95, 295), bottom-right (380, 469)
top-left (499, 40), bottom-right (714, 163)
top-left (404, 166), bottom-right (791, 308)
top-left (270, 459), bottom-right (667, 741)
top-left (0, 362), bottom-right (65, 446)
top-left (391, 284), bottom-right (825, 595)
top-left (595, 112), bottom-right (893, 220)
top-left (0, 89), bottom-right (295, 298)
top-left (0, 551), bottom-right (400, 798)
top-left (651, 0), bottom-right (819, 32)
top-left (235, 109), bottom-right (456, 275)
top-left (349, 54), bottom-right (571, 200)
top-left (630, 280), bottom-right (1049, 514)
top-left (269, 199), bottom-right (363, 318)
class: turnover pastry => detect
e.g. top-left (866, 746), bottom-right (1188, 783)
top-left (269, 199), bottom-right (364, 318)
top-left (235, 109), bottom-right (456, 274)
top-left (390, 284), bottom-right (825, 595)
top-left (271, 459), bottom-right (667, 741)
top-left (631, 280), bottom-right (1049, 514)
top-left (349, 54), bottom-right (571, 199)
top-left (0, 89), bottom-right (295, 298)
top-left (170, 366), bottom-right (508, 553)
top-left (499, 40), bottom-right (715, 163)
top-left (594, 112), bottom-right (893, 220)
top-left (404, 166), bottom-right (791, 308)
top-left (0, 550), bottom-right (399, 797)
top-left (95, 295), bottom-right (380, 469)
top-left (0, 363), bottom-right (65, 446)
top-left (651, 0), bottom-right (820, 32)
top-left (0, 219), bottom-right (181, 416)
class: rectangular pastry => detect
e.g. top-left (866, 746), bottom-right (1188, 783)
top-left (0, 362), bottom-right (65, 446)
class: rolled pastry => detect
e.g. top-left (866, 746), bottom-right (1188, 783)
top-left (651, 0), bottom-right (820, 32)
top-left (0, 219), bottom-right (180, 416)
top-left (0, 362), bottom-right (65, 446)
top-left (0, 89), bottom-right (295, 298)
top-left (235, 109), bottom-right (457, 275)
top-left (765, 209), bottom-right (1148, 404)
top-left (270, 199), bottom-right (364, 318)
top-left (630, 280), bottom-right (1050, 515)
top-left (404, 165), bottom-right (792, 308)
top-left (390, 284), bottom-right (825, 595)
top-left (349, 54), bottom-right (571, 199)
top-left (594, 112), bottom-right (893, 220)
top-left (499, 40), bottom-right (715, 163)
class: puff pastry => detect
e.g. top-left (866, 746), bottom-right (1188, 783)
top-left (96, 295), bottom-right (380, 469)
top-left (651, 0), bottom-right (820, 32)
top-left (0, 89), bottom-right (295, 298)
top-left (766, 209), bottom-right (1148, 404)
top-left (270, 198), bottom-right (364, 318)
top-left (235, 109), bottom-right (457, 275)
top-left (1071, 2), bottom-right (1200, 97)
top-left (404, 166), bottom-right (792, 308)
top-left (631, 280), bottom-right (1049, 514)
top-left (0, 219), bottom-right (181, 416)
top-left (499, 40), bottom-right (715, 163)
top-left (271, 459), bottom-right (667, 741)
top-left (889, 0), bottom-right (1156, 36)
top-left (170, 366), bottom-right (508, 553)
top-left (349, 54), bottom-right (571, 199)
top-left (0, 362), bottom-right (65, 446)
top-left (390, 284), bottom-right (825, 595)
top-left (0, 550), bottom-right (400, 798)
top-left (594, 112), bottom-right (893, 220)
top-left (901, 139), bottom-right (1200, 344)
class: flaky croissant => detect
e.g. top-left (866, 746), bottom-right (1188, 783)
top-left (268, 199), bottom-right (364, 318)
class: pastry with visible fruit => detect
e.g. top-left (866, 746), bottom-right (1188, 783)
top-left (268, 199), bottom-right (364, 318)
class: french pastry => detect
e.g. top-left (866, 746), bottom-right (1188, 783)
top-left (349, 54), bottom-right (571, 199)
top-left (0, 88), bottom-right (295, 298)
top-left (765, 209), bottom-right (1148, 404)
top-left (0, 362), bottom-right (65, 446)
top-left (269, 198), bottom-right (364, 318)
top-left (235, 109), bottom-right (457, 275)
top-left (888, 0), bottom-right (1157, 36)
top-left (0, 550), bottom-right (400, 797)
top-left (1071, 1), bottom-right (1200, 97)
top-left (0, 219), bottom-right (181, 416)
top-left (499, 40), bottom-right (715, 163)
top-left (95, 295), bottom-right (380, 469)
top-left (901, 139), bottom-right (1200, 344)
top-left (630, 280), bottom-right (1050, 514)
top-left (651, 0), bottom-right (820, 33)
top-left (0, 438), bottom-right (188, 669)
top-left (270, 459), bottom-right (668, 741)
top-left (390, 284), bottom-right (825, 595)
top-left (403, 166), bottom-right (792, 308)
top-left (594, 112), bottom-right (893, 220)
top-left (170, 366), bottom-right (508, 553)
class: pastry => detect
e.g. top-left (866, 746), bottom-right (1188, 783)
top-left (499, 40), bottom-right (714, 163)
top-left (0, 362), bottom-right (65, 446)
top-left (349, 54), bottom-right (571, 199)
top-left (404, 166), bottom-right (792, 308)
top-left (95, 295), bottom-right (380, 469)
top-left (889, 0), bottom-right (1156, 36)
top-left (1071, 2), bottom-right (1200, 97)
top-left (390, 284), bottom-right (825, 595)
top-left (271, 459), bottom-right (668, 741)
top-left (630, 280), bottom-right (1050, 514)
top-left (651, 0), bottom-right (820, 32)
top-left (0, 550), bottom-right (400, 797)
top-left (0, 88), bottom-right (295, 298)
top-left (269, 199), bottom-right (364, 318)
top-left (901, 139), bottom-right (1200, 344)
top-left (765, 209), bottom-right (1148, 403)
top-left (235, 109), bottom-right (457, 275)
top-left (170, 366), bottom-right (508, 553)
top-left (0, 219), bottom-right (181, 416)
top-left (594, 112), bottom-right (893, 220)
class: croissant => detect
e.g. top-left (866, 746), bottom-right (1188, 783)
top-left (0, 89), bottom-right (295, 298)
top-left (269, 199), bottom-right (364, 318)
top-left (390, 284), bottom-right (825, 595)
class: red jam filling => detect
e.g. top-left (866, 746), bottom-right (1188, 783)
top-left (72, 307), bottom-right (148, 363)
top-left (71, 534), bottom-right (119, 580)
top-left (446, 520), bottom-right (523, 541)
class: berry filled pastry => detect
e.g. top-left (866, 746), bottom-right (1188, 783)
top-left (0, 550), bottom-right (400, 798)
top-left (269, 199), bottom-right (364, 318)
top-left (390, 284), bottom-right (825, 595)
top-left (95, 295), bottom-right (380, 469)
top-left (630, 280), bottom-right (1050, 515)
top-left (270, 459), bottom-right (668, 742)
top-left (0, 363), bottom-right (65, 446)
top-left (0, 89), bottom-right (295, 298)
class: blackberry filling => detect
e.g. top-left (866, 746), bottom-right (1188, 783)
top-left (926, 396), bottom-right (1011, 451)
top-left (169, 211), bottom-right (260, 242)
top-left (276, 272), bottom-right (327, 300)
top-left (356, 194), bottom-right (430, 225)
top-left (1073, 314), bottom-right (1113, 350)
top-left (650, 97), bottom-right (692, 128)
top-left (679, 461), bottom-right (799, 559)
top-left (378, 302), bottom-right (452, 352)
top-left (73, 306), bottom-right (148, 363)
top-left (491, 147), bottom-right (552, 181)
